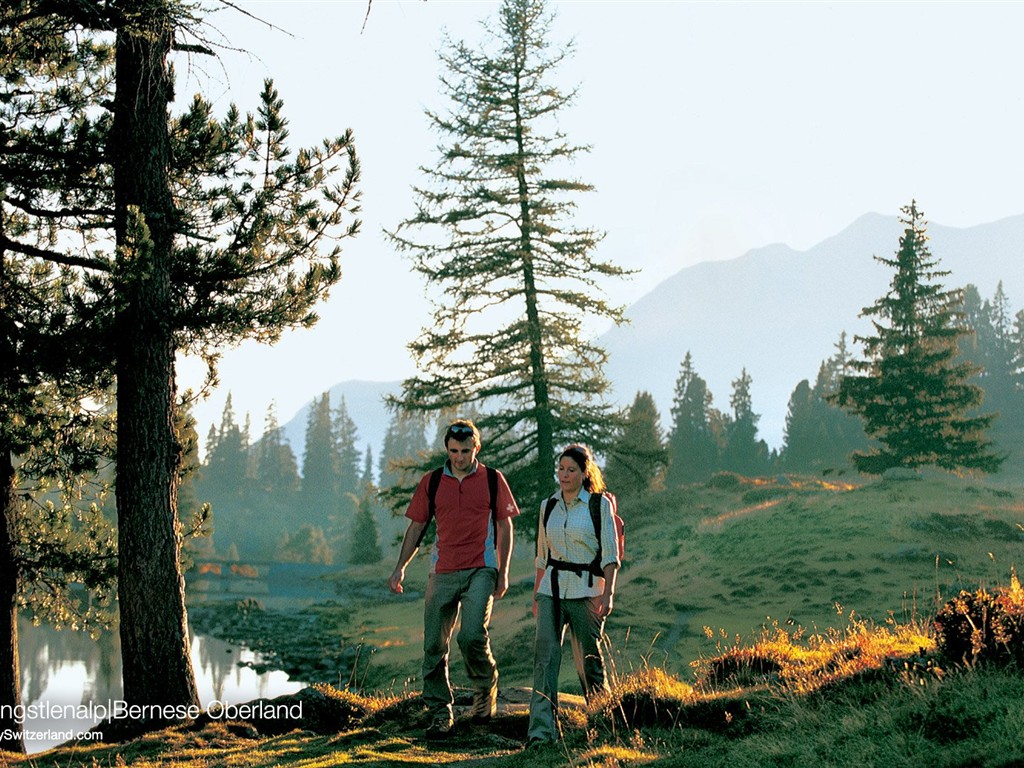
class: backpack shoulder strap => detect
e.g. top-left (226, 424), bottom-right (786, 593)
top-left (543, 496), bottom-right (559, 529)
top-left (486, 466), bottom-right (499, 546)
top-left (426, 467), bottom-right (444, 520)
top-left (416, 467), bottom-right (445, 549)
top-left (589, 492), bottom-right (604, 566)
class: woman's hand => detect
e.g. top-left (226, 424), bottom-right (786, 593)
top-left (591, 592), bottom-right (613, 618)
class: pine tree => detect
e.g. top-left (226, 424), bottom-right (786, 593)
top-left (836, 202), bottom-right (1000, 475)
top-left (6, 2), bottom-right (361, 716)
top-left (301, 393), bottom-right (340, 526)
top-left (782, 333), bottom-right (869, 474)
top-left (333, 396), bottom-right (362, 504)
top-left (720, 368), bottom-right (770, 477)
top-left (200, 394), bottom-right (249, 506)
top-left (665, 352), bottom-right (722, 485)
top-left (386, 0), bottom-right (629, 505)
top-left (0, 6), bottom-right (116, 750)
top-left (253, 402), bottom-right (300, 501)
top-left (960, 283), bottom-right (1024, 473)
top-left (378, 410), bottom-right (428, 490)
top-left (605, 392), bottom-right (668, 498)
top-left (348, 488), bottom-right (383, 565)
top-left (360, 446), bottom-right (375, 487)
top-left (781, 379), bottom-right (819, 473)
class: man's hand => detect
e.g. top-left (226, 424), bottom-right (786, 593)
top-left (493, 571), bottom-right (509, 599)
top-left (388, 567), bottom-right (405, 594)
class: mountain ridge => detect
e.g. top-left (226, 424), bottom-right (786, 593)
top-left (279, 211), bottom-right (1024, 463)
top-left (600, 211), bottom-right (1024, 447)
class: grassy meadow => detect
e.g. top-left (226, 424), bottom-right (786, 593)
top-left (318, 470), bottom-right (1024, 694)
top-left (10, 470), bottom-right (1024, 766)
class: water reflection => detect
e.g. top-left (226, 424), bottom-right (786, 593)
top-left (18, 617), bottom-right (305, 754)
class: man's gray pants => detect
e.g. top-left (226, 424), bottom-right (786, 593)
top-left (422, 567), bottom-right (498, 717)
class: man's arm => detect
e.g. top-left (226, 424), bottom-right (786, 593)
top-left (388, 520), bottom-right (428, 594)
top-left (493, 516), bottom-right (513, 599)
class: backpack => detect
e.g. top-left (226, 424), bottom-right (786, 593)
top-left (414, 465), bottom-right (499, 550)
top-left (542, 490), bottom-right (624, 578)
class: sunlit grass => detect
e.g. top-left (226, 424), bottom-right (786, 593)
top-left (693, 609), bottom-right (935, 695)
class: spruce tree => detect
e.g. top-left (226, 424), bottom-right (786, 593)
top-left (782, 333), bottom-right (869, 475)
top-left (253, 401), bottom-right (300, 502)
top-left (378, 410), bottom-right (429, 490)
top-left (665, 352), bottom-right (722, 485)
top-left (200, 394), bottom-right (249, 506)
top-left (349, 488), bottom-right (383, 565)
top-left (961, 283), bottom-right (1023, 473)
top-left (605, 392), bottom-right (668, 498)
top-left (781, 379), bottom-right (819, 473)
top-left (333, 396), bottom-right (362, 505)
top-left (720, 368), bottom-right (769, 477)
top-left (836, 202), bottom-right (1001, 475)
top-left (301, 393), bottom-right (340, 525)
top-left (387, 0), bottom-right (629, 504)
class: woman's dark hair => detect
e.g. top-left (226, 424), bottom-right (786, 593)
top-left (559, 443), bottom-right (606, 494)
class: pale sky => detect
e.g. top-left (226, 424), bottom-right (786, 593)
top-left (177, 0), bottom-right (1024, 448)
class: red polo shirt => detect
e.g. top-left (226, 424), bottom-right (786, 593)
top-left (406, 462), bottom-right (519, 573)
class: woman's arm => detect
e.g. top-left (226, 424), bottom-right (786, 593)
top-left (592, 562), bottom-right (619, 617)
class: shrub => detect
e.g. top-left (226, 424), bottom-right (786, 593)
top-left (707, 472), bottom-right (743, 490)
top-left (933, 573), bottom-right (1024, 665)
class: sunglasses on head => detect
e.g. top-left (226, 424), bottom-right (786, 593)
top-left (447, 424), bottom-right (474, 437)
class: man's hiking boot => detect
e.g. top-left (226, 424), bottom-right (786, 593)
top-left (469, 685), bottom-right (497, 723)
top-left (425, 712), bottom-right (454, 740)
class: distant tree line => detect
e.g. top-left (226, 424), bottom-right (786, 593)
top-left (194, 396), bottom-right (440, 565)
top-left (214, 205), bottom-right (1024, 523)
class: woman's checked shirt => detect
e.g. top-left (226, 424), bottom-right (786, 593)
top-left (535, 488), bottom-right (620, 600)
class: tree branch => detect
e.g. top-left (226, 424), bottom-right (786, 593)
top-left (0, 234), bottom-right (110, 272)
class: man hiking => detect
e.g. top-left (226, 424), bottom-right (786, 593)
top-left (388, 419), bottom-right (519, 739)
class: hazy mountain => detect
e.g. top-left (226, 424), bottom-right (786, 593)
top-left (599, 212), bottom-right (1024, 449)
top-left (279, 213), bottom-right (1023, 463)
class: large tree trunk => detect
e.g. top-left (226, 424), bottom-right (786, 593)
top-left (0, 449), bottom-right (23, 753)
top-left (112, 4), bottom-right (198, 718)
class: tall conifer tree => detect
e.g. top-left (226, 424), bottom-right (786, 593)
top-left (836, 202), bottom-right (1000, 474)
top-left (387, 0), bottom-right (629, 504)
top-left (720, 368), bottom-right (769, 477)
top-left (253, 401), bottom-right (300, 501)
top-left (782, 333), bottom-right (869, 474)
top-left (378, 410), bottom-right (428, 490)
top-left (665, 352), bottom-right (721, 485)
top-left (301, 393), bottom-right (339, 522)
top-left (605, 392), bottom-right (668, 498)
top-left (333, 396), bottom-right (361, 503)
top-left (960, 283), bottom-right (1023, 473)
top-left (6, 1), bottom-right (361, 716)
top-left (0, 7), bottom-right (117, 749)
